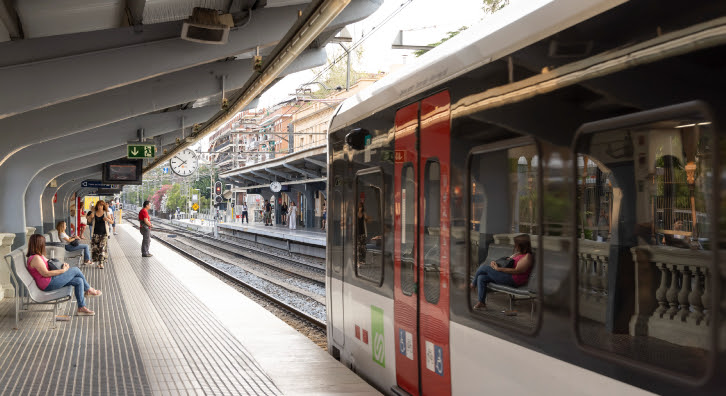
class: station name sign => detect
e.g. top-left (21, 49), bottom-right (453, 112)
top-left (81, 180), bottom-right (119, 189)
top-left (127, 144), bottom-right (156, 159)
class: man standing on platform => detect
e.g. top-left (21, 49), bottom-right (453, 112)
top-left (241, 202), bottom-right (249, 224)
top-left (139, 201), bottom-right (153, 257)
top-left (264, 199), bottom-right (272, 226)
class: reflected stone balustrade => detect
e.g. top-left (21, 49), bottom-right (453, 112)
top-left (629, 245), bottom-right (714, 349)
top-left (577, 239), bottom-right (609, 324)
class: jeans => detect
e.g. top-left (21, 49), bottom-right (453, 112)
top-left (473, 265), bottom-right (515, 303)
top-left (141, 225), bottom-right (151, 255)
top-left (241, 211), bottom-right (248, 223)
top-left (65, 243), bottom-right (91, 261)
top-left (46, 267), bottom-right (90, 308)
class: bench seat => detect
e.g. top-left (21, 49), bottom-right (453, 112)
top-left (4, 249), bottom-right (73, 328)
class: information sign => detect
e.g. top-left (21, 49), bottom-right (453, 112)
top-left (127, 144), bottom-right (156, 159)
top-left (81, 180), bottom-right (118, 189)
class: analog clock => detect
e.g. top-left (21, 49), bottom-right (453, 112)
top-left (170, 149), bottom-right (198, 177)
top-left (270, 181), bottom-right (282, 192)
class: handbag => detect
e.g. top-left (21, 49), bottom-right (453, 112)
top-left (47, 258), bottom-right (62, 271)
top-left (69, 239), bottom-right (80, 247)
top-left (495, 256), bottom-right (515, 268)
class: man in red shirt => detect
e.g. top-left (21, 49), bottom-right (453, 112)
top-left (139, 201), bottom-right (153, 257)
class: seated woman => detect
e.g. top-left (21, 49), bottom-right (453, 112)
top-left (26, 234), bottom-right (101, 316)
top-left (56, 221), bottom-right (93, 265)
top-left (470, 234), bottom-right (534, 310)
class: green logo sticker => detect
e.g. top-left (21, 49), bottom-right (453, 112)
top-left (371, 306), bottom-right (385, 367)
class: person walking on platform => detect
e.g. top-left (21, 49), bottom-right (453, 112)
top-left (264, 200), bottom-right (272, 226)
top-left (86, 200), bottom-right (113, 269)
top-left (241, 203), bottom-right (249, 224)
top-left (108, 204), bottom-right (117, 235)
top-left (139, 201), bottom-right (153, 257)
top-left (288, 201), bottom-right (298, 230)
top-left (281, 202), bottom-right (288, 225)
top-left (26, 234), bottom-right (101, 316)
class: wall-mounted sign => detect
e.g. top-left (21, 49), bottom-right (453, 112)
top-left (127, 144), bottom-right (156, 159)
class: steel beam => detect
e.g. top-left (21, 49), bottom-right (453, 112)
top-left (250, 171), bottom-right (273, 181)
top-left (0, 5), bottom-right (306, 119)
top-left (0, 48), bottom-right (325, 167)
top-left (283, 163), bottom-right (320, 179)
top-left (264, 168), bottom-right (293, 180)
top-left (304, 157), bottom-right (327, 169)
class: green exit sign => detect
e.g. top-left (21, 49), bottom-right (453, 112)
top-left (127, 144), bottom-right (156, 159)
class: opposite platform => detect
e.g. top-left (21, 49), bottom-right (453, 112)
top-left (0, 224), bottom-right (378, 395)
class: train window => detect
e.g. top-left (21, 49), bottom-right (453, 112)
top-left (401, 164), bottom-right (416, 296)
top-left (332, 189), bottom-right (343, 274)
top-left (574, 109), bottom-right (716, 380)
top-left (355, 169), bottom-right (384, 284)
top-left (467, 139), bottom-right (540, 332)
top-left (423, 160), bottom-right (441, 304)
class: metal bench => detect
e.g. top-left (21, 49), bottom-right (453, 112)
top-left (4, 249), bottom-right (73, 328)
top-left (479, 243), bottom-right (537, 318)
top-left (46, 230), bottom-right (83, 266)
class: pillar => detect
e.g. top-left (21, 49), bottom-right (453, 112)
top-left (25, 182), bottom-right (44, 235)
top-left (0, 233), bottom-right (16, 301)
top-left (42, 188), bottom-right (56, 233)
top-left (273, 192), bottom-right (281, 225)
top-left (303, 189), bottom-right (315, 229)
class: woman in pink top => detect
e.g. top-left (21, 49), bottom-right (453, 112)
top-left (26, 234), bottom-right (101, 316)
top-left (470, 234), bottom-right (534, 310)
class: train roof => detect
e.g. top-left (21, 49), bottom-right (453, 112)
top-left (329, 0), bottom-right (626, 133)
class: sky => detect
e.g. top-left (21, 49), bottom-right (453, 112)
top-left (257, 0), bottom-right (487, 108)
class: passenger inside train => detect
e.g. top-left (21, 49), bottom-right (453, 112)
top-left (26, 234), bottom-right (101, 316)
top-left (470, 234), bottom-right (534, 310)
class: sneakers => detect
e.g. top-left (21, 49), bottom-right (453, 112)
top-left (142, 253), bottom-right (153, 257)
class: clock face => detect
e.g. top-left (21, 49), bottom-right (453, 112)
top-left (270, 181), bottom-right (281, 192)
top-left (170, 149), bottom-right (198, 177)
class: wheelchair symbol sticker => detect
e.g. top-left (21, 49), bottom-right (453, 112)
top-left (398, 329), bottom-right (413, 360)
top-left (425, 341), bottom-right (444, 376)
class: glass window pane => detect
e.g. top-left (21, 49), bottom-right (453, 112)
top-left (356, 170), bottom-right (383, 283)
top-left (468, 144), bottom-right (539, 331)
top-left (332, 190), bottom-right (343, 274)
top-left (423, 161), bottom-right (441, 304)
top-left (575, 115), bottom-right (714, 379)
top-left (401, 164), bottom-right (416, 295)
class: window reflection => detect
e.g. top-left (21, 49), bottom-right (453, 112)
top-left (356, 170), bottom-right (384, 282)
top-left (468, 143), bottom-right (539, 330)
top-left (575, 116), bottom-right (713, 379)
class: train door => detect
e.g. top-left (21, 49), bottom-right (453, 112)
top-left (330, 170), bottom-right (346, 345)
top-left (393, 91), bottom-right (451, 396)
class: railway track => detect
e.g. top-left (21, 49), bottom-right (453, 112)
top-left (152, 220), bottom-right (324, 284)
top-left (123, 216), bottom-right (327, 331)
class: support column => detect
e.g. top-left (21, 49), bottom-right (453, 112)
top-left (0, 233), bottom-right (16, 301)
top-left (25, 182), bottom-right (44, 235)
top-left (273, 192), bottom-right (281, 225)
top-left (303, 189), bottom-right (315, 229)
top-left (42, 187), bottom-right (56, 233)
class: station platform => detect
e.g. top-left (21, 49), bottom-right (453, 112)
top-left (217, 223), bottom-right (326, 259)
top-left (0, 224), bottom-right (377, 395)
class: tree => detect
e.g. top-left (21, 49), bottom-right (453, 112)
top-left (414, 26), bottom-right (468, 57)
top-left (483, 0), bottom-right (510, 14)
top-left (414, 0), bottom-right (511, 57)
top-left (308, 46), bottom-right (365, 97)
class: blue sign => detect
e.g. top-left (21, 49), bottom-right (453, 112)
top-left (434, 344), bottom-right (444, 376)
top-left (399, 329), bottom-right (406, 356)
top-left (81, 180), bottom-right (117, 189)
top-left (162, 167), bottom-right (169, 174)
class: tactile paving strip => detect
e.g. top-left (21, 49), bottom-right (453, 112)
top-left (0, 251), bottom-right (151, 396)
top-left (110, 228), bottom-right (281, 396)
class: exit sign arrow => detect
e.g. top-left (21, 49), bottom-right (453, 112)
top-left (127, 144), bottom-right (156, 159)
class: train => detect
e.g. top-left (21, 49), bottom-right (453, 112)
top-left (324, 0), bottom-right (726, 395)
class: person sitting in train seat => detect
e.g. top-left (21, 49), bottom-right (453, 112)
top-left (56, 221), bottom-right (93, 265)
top-left (662, 220), bottom-right (695, 249)
top-left (470, 234), bottom-right (534, 310)
top-left (26, 234), bottom-right (101, 316)
top-left (357, 201), bottom-right (371, 265)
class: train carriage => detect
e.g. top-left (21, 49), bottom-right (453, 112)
top-left (325, 0), bottom-right (726, 394)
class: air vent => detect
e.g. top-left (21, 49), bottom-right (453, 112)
top-left (548, 40), bottom-right (593, 58)
top-left (181, 7), bottom-right (233, 45)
